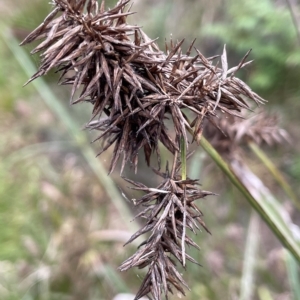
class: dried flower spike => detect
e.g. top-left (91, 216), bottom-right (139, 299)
top-left (21, 0), bottom-right (264, 174)
top-left (21, 0), bottom-right (267, 299)
top-left (120, 166), bottom-right (215, 299)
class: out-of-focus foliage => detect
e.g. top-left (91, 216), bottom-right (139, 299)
top-left (202, 0), bottom-right (300, 99)
top-left (0, 0), bottom-right (299, 299)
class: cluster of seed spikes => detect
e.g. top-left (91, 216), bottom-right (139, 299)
top-left (21, 0), bottom-right (266, 299)
top-left (119, 160), bottom-right (215, 299)
top-left (204, 110), bottom-right (289, 157)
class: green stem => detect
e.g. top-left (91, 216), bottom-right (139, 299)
top-left (248, 142), bottom-right (300, 212)
top-left (180, 137), bottom-right (187, 266)
top-left (200, 137), bottom-right (300, 264)
top-left (239, 210), bottom-right (260, 300)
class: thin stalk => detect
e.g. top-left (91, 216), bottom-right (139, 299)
top-left (180, 136), bottom-right (187, 266)
top-left (239, 210), bottom-right (260, 300)
top-left (248, 142), bottom-right (300, 211)
top-left (250, 139), bottom-right (300, 299)
top-left (180, 137), bottom-right (187, 180)
top-left (182, 187), bottom-right (187, 267)
top-left (200, 136), bottom-right (300, 264)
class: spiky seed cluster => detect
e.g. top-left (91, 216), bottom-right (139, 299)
top-left (21, 0), bottom-right (264, 174)
top-left (205, 110), bottom-right (289, 156)
top-left (21, 0), bottom-right (266, 299)
top-left (119, 166), bottom-right (214, 300)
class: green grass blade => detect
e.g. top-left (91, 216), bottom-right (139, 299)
top-left (249, 142), bottom-right (300, 299)
top-left (239, 211), bottom-right (260, 300)
top-left (249, 142), bottom-right (300, 211)
top-left (200, 137), bottom-right (300, 264)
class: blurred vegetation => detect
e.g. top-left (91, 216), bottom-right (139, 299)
top-left (0, 0), bottom-right (299, 299)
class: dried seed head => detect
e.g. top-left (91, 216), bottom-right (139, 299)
top-left (119, 166), bottom-right (215, 299)
top-left (21, 0), bottom-right (265, 173)
top-left (204, 109), bottom-right (289, 157)
top-left (21, 1), bottom-right (268, 298)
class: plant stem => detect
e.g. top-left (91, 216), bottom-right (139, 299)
top-left (239, 210), bottom-right (260, 300)
top-left (248, 142), bottom-right (300, 211)
top-left (180, 136), bottom-right (187, 266)
top-left (180, 137), bottom-right (187, 180)
top-left (200, 136), bottom-right (300, 264)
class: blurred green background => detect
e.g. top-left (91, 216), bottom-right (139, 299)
top-left (0, 0), bottom-right (300, 299)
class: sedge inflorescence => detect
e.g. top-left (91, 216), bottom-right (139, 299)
top-left (21, 0), bottom-right (265, 299)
